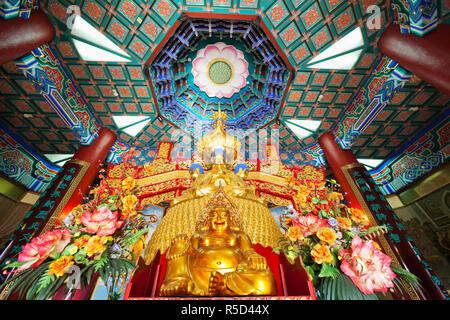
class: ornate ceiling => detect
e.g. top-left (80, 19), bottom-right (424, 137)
top-left (148, 16), bottom-right (292, 139)
top-left (0, 0), bottom-right (449, 168)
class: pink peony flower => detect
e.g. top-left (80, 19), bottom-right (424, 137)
top-left (339, 236), bottom-right (397, 295)
top-left (17, 229), bottom-right (71, 271)
top-left (80, 206), bottom-right (123, 236)
top-left (291, 213), bottom-right (329, 237)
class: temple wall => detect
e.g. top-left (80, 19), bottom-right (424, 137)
top-left (386, 165), bottom-right (450, 293)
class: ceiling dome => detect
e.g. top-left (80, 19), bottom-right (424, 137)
top-left (148, 17), bottom-right (292, 139)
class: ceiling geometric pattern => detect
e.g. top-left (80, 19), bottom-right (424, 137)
top-left (148, 16), bottom-right (292, 139)
top-left (0, 0), bottom-right (449, 170)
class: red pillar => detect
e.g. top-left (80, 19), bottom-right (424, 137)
top-left (317, 132), bottom-right (362, 211)
top-left (58, 127), bottom-right (117, 219)
top-left (318, 132), bottom-right (447, 300)
top-left (0, 127), bottom-right (116, 282)
top-left (0, 9), bottom-right (55, 65)
top-left (378, 23), bottom-right (450, 96)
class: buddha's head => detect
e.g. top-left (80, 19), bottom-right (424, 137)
top-left (211, 149), bottom-right (226, 165)
top-left (208, 207), bottom-right (231, 232)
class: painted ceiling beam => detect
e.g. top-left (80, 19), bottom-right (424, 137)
top-left (0, 0), bottom-right (38, 19)
top-left (14, 44), bottom-right (100, 145)
top-left (390, 0), bottom-right (438, 36)
top-left (0, 120), bottom-right (59, 192)
top-left (297, 56), bottom-right (412, 167)
top-left (369, 108), bottom-right (449, 195)
top-left (332, 56), bottom-right (412, 149)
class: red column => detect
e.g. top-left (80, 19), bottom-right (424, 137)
top-left (0, 9), bottom-right (55, 65)
top-left (378, 23), bottom-right (450, 95)
top-left (318, 132), bottom-right (447, 300)
top-left (317, 132), bottom-right (362, 211)
top-left (0, 127), bottom-right (116, 282)
top-left (58, 127), bottom-right (117, 219)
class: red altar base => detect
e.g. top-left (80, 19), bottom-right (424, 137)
top-left (123, 244), bottom-right (316, 300)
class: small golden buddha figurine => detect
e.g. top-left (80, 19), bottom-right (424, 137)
top-left (159, 206), bottom-right (277, 297)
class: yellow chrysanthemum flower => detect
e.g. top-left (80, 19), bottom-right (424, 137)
top-left (73, 235), bottom-right (90, 249)
top-left (121, 176), bottom-right (136, 191)
top-left (316, 227), bottom-right (337, 246)
top-left (349, 208), bottom-right (370, 226)
top-left (337, 217), bottom-right (352, 230)
top-left (84, 235), bottom-right (108, 257)
top-left (48, 256), bottom-right (74, 277)
top-left (286, 226), bottom-right (303, 241)
top-left (310, 244), bottom-right (333, 265)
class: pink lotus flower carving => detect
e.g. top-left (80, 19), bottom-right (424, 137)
top-left (191, 42), bottom-right (249, 98)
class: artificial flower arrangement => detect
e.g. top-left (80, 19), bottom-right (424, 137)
top-left (1, 152), bottom-right (148, 300)
top-left (274, 176), bottom-right (421, 300)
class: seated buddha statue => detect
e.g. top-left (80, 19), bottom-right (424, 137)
top-left (159, 206), bottom-right (277, 297)
top-left (172, 150), bottom-right (262, 205)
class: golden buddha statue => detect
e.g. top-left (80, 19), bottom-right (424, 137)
top-left (159, 203), bottom-right (277, 297)
top-left (143, 111), bottom-right (283, 294)
top-left (196, 109), bottom-right (241, 166)
top-left (171, 110), bottom-right (262, 205)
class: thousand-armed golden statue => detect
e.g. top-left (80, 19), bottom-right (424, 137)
top-left (143, 110), bottom-right (282, 297)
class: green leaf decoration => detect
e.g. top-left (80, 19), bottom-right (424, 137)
top-left (318, 273), bottom-right (379, 300)
top-left (120, 228), bottom-right (149, 247)
top-left (286, 250), bottom-right (297, 261)
top-left (390, 265), bottom-right (423, 297)
top-left (359, 225), bottom-right (387, 238)
top-left (34, 273), bottom-right (56, 297)
top-left (305, 265), bottom-right (315, 280)
top-left (74, 249), bottom-right (87, 263)
top-left (61, 244), bottom-right (78, 257)
top-left (2, 260), bottom-right (27, 270)
top-left (93, 253), bottom-right (109, 272)
top-left (318, 263), bottom-right (340, 279)
top-left (272, 247), bottom-right (281, 254)
top-left (319, 210), bottom-right (328, 218)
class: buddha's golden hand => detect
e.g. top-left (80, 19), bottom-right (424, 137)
top-left (166, 234), bottom-right (190, 260)
top-left (160, 277), bottom-right (194, 296)
top-left (246, 253), bottom-right (267, 271)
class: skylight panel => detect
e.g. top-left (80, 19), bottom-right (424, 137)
top-left (113, 116), bottom-right (150, 128)
top-left (307, 49), bottom-right (363, 70)
top-left (308, 27), bottom-right (364, 65)
top-left (113, 116), bottom-right (151, 137)
top-left (44, 154), bottom-right (74, 167)
top-left (71, 16), bottom-right (131, 58)
top-left (286, 124), bottom-right (312, 139)
top-left (285, 119), bottom-right (321, 139)
top-left (123, 122), bottom-right (151, 137)
top-left (357, 158), bottom-right (384, 170)
top-left (287, 119), bottom-right (321, 132)
top-left (73, 39), bottom-right (132, 62)
top-left (305, 26), bottom-right (364, 71)
top-left (71, 15), bottom-right (131, 62)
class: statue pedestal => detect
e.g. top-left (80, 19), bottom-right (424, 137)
top-left (123, 245), bottom-right (316, 300)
